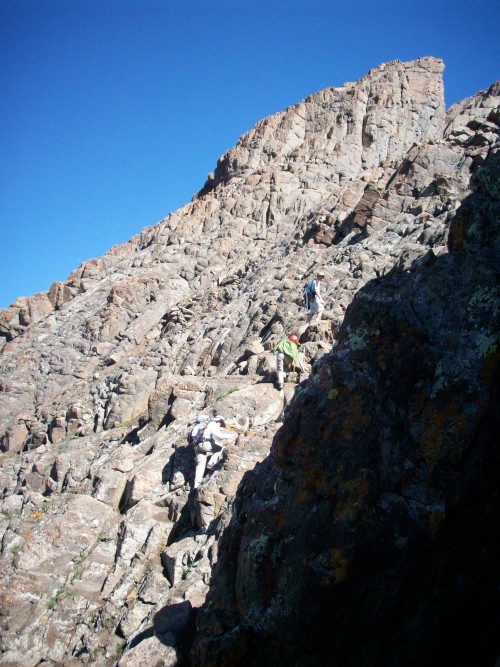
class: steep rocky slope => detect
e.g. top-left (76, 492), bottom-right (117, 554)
top-left (0, 57), bottom-right (498, 665)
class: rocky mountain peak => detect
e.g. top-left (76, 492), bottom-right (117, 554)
top-left (202, 56), bottom-right (444, 193)
top-left (0, 58), bottom-right (499, 665)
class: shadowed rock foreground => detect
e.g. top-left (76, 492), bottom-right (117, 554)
top-left (192, 150), bottom-right (500, 667)
top-left (0, 57), bottom-right (499, 665)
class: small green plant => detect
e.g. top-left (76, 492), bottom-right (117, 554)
top-left (102, 617), bottom-right (114, 629)
top-left (10, 545), bottom-right (21, 556)
top-left (327, 388), bottom-right (339, 399)
top-left (70, 569), bottom-right (83, 584)
top-left (216, 387), bottom-right (239, 401)
top-left (487, 337), bottom-right (500, 356)
top-left (47, 586), bottom-right (73, 610)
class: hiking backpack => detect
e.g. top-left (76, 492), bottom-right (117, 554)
top-left (188, 416), bottom-right (210, 446)
top-left (304, 279), bottom-right (316, 309)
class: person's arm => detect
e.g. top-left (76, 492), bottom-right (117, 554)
top-left (296, 349), bottom-right (307, 372)
top-left (315, 280), bottom-right (325, 304)
top-left (211, 423), bottom-right (232, 443)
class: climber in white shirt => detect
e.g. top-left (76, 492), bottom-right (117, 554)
top-left (192, 415), bottom-right (232, 488)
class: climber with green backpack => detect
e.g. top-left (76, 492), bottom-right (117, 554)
top-left (275, 334), bottom-right (306, 391)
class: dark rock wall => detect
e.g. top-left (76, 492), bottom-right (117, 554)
top-left (192, 152), bottom-right (500, 666)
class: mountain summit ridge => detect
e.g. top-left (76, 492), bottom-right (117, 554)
top-left (0, 57), bottom-right (499, 665)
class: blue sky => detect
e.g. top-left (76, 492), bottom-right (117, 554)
top-left (1, 0), bottom-right (499, 308)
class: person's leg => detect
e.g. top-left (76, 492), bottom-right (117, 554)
top-left (207, 445), bottom-right (224, 469)
top-left (307, 298), bottom-right (319, 325)
top-left (276, 351), bottom-right (284, 389)
top-left (194, 453), bottom-right (207, 488)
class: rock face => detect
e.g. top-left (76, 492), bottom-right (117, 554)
top-left (0, 57), bottom-right (499, 665)
top-left (192, 150), bottom-right (500, 666)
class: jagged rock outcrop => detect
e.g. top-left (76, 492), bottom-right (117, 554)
top-left (0, 57), bottom-right (498, 665)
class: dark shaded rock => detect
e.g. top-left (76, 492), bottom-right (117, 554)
top-left (191, 149), bottom-right (500, 666)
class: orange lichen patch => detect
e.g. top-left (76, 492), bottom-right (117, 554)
top-left (449, 214), bottom-right (467, 250)
top-left (259, 560), bottom-right (275, 607)
top-left (31, 511), bottom-right (43, 520)
top-left (410, 389), bottom-right (429, 421)
top-left (448, 411), bottom-right (467, 434)
top-left (427, 508), bottom-right (445, 537)
top-left (297, 487), bottom-right (311, 504)
top-left (323, 417), bottom-right (336, 439)
top-left (340, 393), bottom-right (372, 441)
top-left (274, 514), bottom-right (285, 531)
top-left (416, 402), bottom-right (468, 467)
top-left (275, 433), bottom-right (304, 461)
top-left (301, 449), bottom-right (337, 499)
top-left (367, 330), bottom-right (395, 356)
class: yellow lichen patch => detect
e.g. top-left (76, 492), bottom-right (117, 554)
top-left (329, 548), bottom-right (348, 583)
top-left (334, 477), bottom-right (370, 523)
top-left (301, 450), bottom-right (337, 499)
top-left (377, 352), bottom-right (387, 369)
top-left (125, 589), bottom-right (138, 603)
top-left (80, 529), bottom-right (97, 538)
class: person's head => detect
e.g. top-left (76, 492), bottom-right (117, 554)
top-left (289, 334), bottom-right (299, 344)
top-left (213, 415), bottom-right (226, 426)
top-left (317, 272), bottom-right (325, 281)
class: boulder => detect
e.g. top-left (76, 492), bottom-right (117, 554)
top-left (215, 383), bottom-right (284, 427)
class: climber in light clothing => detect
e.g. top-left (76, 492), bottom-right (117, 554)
top-left (191, 415), bottom-right (232, 488)
top-left (306, 271), bottom-right (325, 325)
